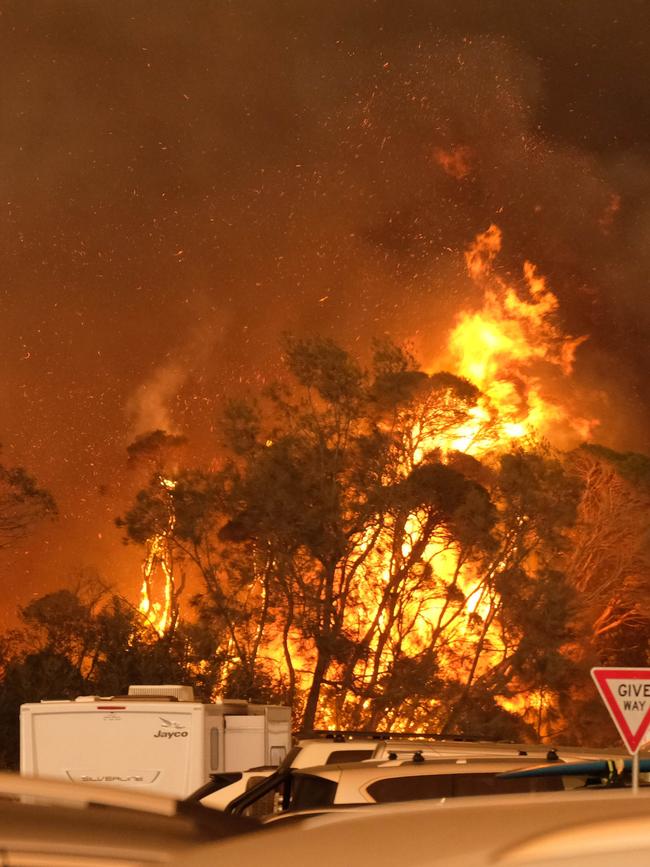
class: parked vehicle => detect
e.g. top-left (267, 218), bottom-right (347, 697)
top-left (0, 770), bottom-right (260, 866)
top-left (223, 753), bottom-right (579, 818)
top-left (195, 734), bottom-right (609, 816)
top-left (177, 787), bottom-right (650, 867)
top-left (21, 684), bottom-right (292, 798)
top-left (194, 734), bottom-right (382, 811)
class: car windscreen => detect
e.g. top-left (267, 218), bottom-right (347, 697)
top-left (366, 772), bottom-right (564, 802)
top-left (289, 773), bottom-right (338, 810)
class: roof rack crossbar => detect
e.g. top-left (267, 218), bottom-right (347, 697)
top-left (297, 729), bottom-right (502, 742)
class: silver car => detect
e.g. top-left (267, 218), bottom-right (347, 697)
top-left (225, 754), bottom-right (576, 819)
top-left (0, 772), bottom-right (259, 865)
top-left (177, 787), bottom-right (650, 867)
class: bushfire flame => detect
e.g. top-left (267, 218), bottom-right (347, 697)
top-left (441, 224), bottom-right (593, 453)
top-left (135, 225), bottom-right (594, 739)
top-left (331, 225), bottom-right (595, 732)
top-left (138, 477), bottom-right (177, 636)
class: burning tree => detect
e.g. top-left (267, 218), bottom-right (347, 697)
top-left (218, 337), bottom-right (497, 728)
top-left (118, 226), bottom-right (613, 736)
top-left (122, 430), bottom-right (188, 637)
top-left (118, 335), bottom-right (581, 736)
top-left (119, 460), bottom-right (280, 702)
top-left (216, 338), bottom-right (583, 734)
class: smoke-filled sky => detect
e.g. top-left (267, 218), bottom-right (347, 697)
top-left (1, 0), bottom-right (649, 623)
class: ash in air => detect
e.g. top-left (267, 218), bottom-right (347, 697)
top-left (0, 0), bottom-right (648, 614)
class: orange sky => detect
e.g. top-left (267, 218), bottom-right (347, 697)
top-left (1, 0), bottom-right (649, 625)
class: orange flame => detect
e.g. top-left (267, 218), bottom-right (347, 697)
top-left (437, 224), bottom-right (594, 453)
top-left (142, 225), bottom-right (596, 737)
top-left (324, 225), bottom-right (595, 728)
top-left (138, 477), bottom-right (176, 636)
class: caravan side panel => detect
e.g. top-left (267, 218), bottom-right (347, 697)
top-left (248, 705), bottom-right (292, 766)
top-left (265, 706), bottom-right (292, 766)
top-left (20, 701), bottom-right (206, 798)
top-left (224, 715), bottom-right (266, 771)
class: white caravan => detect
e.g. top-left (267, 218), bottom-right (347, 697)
top-left (20, 685), bottom-right (292, 799)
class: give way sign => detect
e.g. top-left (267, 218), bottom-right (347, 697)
top-left (591, 667), bottom-right (650, 754)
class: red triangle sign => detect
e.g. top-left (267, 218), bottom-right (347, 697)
top-left (591, 667), bottom-right (650, 753)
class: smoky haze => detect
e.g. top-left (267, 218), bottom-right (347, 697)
top-left (0, 0), bottom-right (648, 617)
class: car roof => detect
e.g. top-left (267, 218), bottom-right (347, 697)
top-left (371, 740), bottom-right (622, 760)
top-left (0, 799), bottom-right (214, 862)
top-left (299, 735), bottom-right (630, 756)
top-left (294, 754), bottom-right (561, 777)
top-left (374, 738), bottom-right (545, 753)
top-left (177, 787), bottom-right (650, 867)
top-left (0, 771), bottom-right (259, 844)
top-left (0, 771), bottom-right (180, 815)
top-left (289, 739), bottom-right (381, 767)
top-left (296, 737), bottom-right (383, 747)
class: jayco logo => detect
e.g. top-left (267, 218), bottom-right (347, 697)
top-left (153, 717), bottom-right (189, 739)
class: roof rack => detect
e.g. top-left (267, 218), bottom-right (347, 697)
top-left (297, 729), bottom-right (501, 742)
top-left (297, 730), bottom-right (391, 741)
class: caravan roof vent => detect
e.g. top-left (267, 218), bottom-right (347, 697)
top-left (128, 684), bottom-right (195, 701)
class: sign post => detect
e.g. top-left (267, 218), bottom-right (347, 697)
top-left (591, 667), bottom-right (650, 793)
